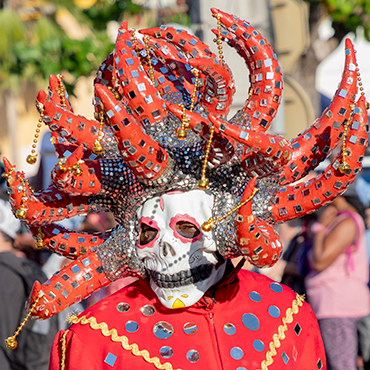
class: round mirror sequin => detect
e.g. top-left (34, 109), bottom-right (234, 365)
top-left (270, 282), bottom-right (283, 293)
top-left (249, 291), bottom-right (261, 302)
top-left (237, 368), bottom-right (247, 370)
top-left (242, 313), bottom-right (260, 331)
top-left (183, 322), bottom-right (197, 335)
top-left (159, 346), bottom-right (173, 359)
top-left (141, 304), bottom-right (155, 316)
top-left (153, 321), bottom-right (174, 339)
top-left (268, 305), bottom-right (280, 318)
top-left (116, 302), bottom-right (130, 313)
top-left (230, 347), bottom-right (244, 360)
top-left (186, 349), bottom-right (200, 363)
top-left (253, 339), bottom-right (265, 352)
top-left (125, 321), bottom-right (139, 333)
top-left (223, 323), bottom-right (236, 335)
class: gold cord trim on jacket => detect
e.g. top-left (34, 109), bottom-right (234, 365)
top-left (66, 314), bottom-right (181, 370)
top-left (259, 293), bottom-right (305, 370)
top-left (60, 329), bottom-right (69, 370)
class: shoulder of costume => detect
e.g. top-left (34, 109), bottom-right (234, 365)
top-left (237, 269), bottom-right (314, 315)
top-left (66, 278), bottom-right (154, 331)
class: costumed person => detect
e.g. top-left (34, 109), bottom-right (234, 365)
top-left (2, 8), bottom-right (369, 370)
top-left (305, 187), bottom-right (370, 370)
top-left (0, 199), bottom-right (58, 370)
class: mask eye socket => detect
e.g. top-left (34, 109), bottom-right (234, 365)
top-left (176, 221), bottom-right (200, 239)
top-left (139, 223), bottom-right (158, 245)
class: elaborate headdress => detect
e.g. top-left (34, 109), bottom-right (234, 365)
top-left (3, 8), bottom-right (368, 334)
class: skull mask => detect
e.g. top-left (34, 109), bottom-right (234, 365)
top-left (136, 189), bottom-right (226, 309)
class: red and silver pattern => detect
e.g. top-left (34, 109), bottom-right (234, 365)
top-left (3, 8), bottom-right (368, 319)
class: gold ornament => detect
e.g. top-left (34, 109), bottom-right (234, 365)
top-left (198, 125), bottom-right (214, 190)
top-left (93, 112), bottom-right (105, 155)
top-left (15, 208), bottom-right (27, 219)
top-left (143, 35), bottom-right (156, 86)
top-left (339, 162), bottom-right (351, 174)
top-left (58, 158), bottom-right (84, 176)
top-left (57, 74), bottom-right (68, 109)
top-left (26, 155), bottom-right (37, 165)
top-left (35, 228), bottom-right (45, 250)
top-left (213, 14), bottom-right (225, 64)
top-left (339, 104), bottom-right (353, 174)
top-left (6, 295), bottom-right (42, 350)
top-left (201, 188), bottom-right (259, 232)
top-left (176, 69), bottom-right (200, 140)
top-left (73, 163), bottom-right (83, 177)
top-left (197, 178), bottom-right (209, 190)
top-left (176, 129), bottom-right (187, 140)
top-left (201, 218), bottom-right (214, 232)
top-left (26, 106), bottom-right (44, 165)
top-left (15, 176), bottom-right (29, 220)
top-left (93, 140), bottom-right (104, 155)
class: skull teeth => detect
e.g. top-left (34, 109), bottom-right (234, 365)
top-left (148, 264), bottom-right (213, 288)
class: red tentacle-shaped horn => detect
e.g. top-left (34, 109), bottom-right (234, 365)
top-left (29, 224), bottom-right (111, 259)
top-left (188, 57), bottom-right (235, 118)
top-left (47, 74), bottom-right (74, 112)
top-left (51, 145), bottom-right (102, 196)
top-left (95, 84), bottom-right (170, 182)
top-left (140, 27), bottom-right (235, 118)
top-left (26, 251), bottom-right (112, 320)
top-left (211, 8), bottom-right (283, 132)
top-left (279, 38), bottom-right (358, 185)
top-left (127, 36), bottom-right (196, 107)
top-left (140, 25), bottom-right (215, 59)
top-left (208, 114), bottom-right (292, 177)
top-left (236, 177), bottom-right (283, 268)
top-left (139, 34), bottom-right (196, 94)
top-left (37, 90), bottom-right (101, 154)
top-left (272, 96), bottom-right (368, 223)
top-left (94, 53), bottom-right (114, 88)
top-left (112, 22), bottom-right (166, 126)
top-left (3, 158), bottom-right (89, 226)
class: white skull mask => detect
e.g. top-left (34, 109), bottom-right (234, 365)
top-left (136, 190), bottom-right (226, 309)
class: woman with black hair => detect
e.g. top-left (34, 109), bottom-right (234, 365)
top-left (305, 190), bottom-right (370, 370)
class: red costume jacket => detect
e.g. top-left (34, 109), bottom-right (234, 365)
top-left (50, 270), bottom-right (326, 370)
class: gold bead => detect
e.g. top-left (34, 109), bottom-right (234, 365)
top-left (198, 178), bottom-right (209, 190)
top-left (201, 218), bottom-right (214, 232)
top-left (74, 165), bottom-right (83, 177)
top-left (6, 338), bottom-right (17, 350)
top-left (339, 162), bottom-right (351, 174)
top-left (36, 239), bottom-right (44, 249)
top-left (16, 208), bottom-right (27, 219)
top-left (26, 155), bottom-right (37, 165)
top-left (176, 129), bottom-right (187, 140)
top-left (93, 140), bottom-right (104, 155)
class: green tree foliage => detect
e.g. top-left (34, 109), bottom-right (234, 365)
top-left (0, 1), bottom-right (140, 94)
top-left (305, 0), bottom-right (370, 41)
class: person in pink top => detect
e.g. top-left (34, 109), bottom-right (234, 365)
top-left (306, 190), bottom-right (370, 370)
